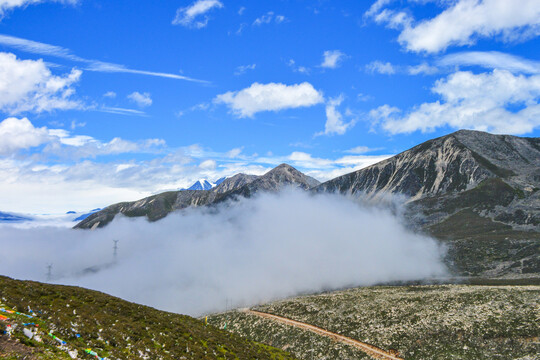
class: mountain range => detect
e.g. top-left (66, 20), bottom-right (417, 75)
top-left (74, 130), bottom-right (539, 278)
top-left (75, 164), bottom-right (318, 229)
top-left (0, 211), bottom-right (32, 222)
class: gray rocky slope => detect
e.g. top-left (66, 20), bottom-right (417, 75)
top-left (75, 164), bottom-right (319, 229)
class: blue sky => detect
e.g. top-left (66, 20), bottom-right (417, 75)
top-left (0, 0), bottom-right (539, 213)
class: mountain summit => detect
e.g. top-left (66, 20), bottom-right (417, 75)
top-left (316, 130), bottom-right (540, 200)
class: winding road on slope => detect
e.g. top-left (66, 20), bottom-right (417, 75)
top-left (241, 309), bottom-right (403, 360)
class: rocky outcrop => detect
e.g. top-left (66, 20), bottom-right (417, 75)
top-left (212, 174), bottom-right (258, 193)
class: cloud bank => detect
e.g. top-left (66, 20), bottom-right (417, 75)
top-left (0, 190), bottom-right (447, 316)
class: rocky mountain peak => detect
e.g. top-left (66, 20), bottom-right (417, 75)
top-left (259, 163), bottom-right (320, 189)
top-left (316, 129), bottom-right (540, 200)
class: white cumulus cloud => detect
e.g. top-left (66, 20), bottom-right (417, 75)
top-left (214, 82), bottom-right (324, 118)
top-left (369, 0), bottom-right (540, 53)
top-left (0, 52), bottom-right (82, 114)
top-left (316, 96), bottom-right (356, 136)
top-left (321, 50), bottom-right (346, 69)
top-left (0, 117), bottom-right (50, 155)
top-left (366, 0), bottom-right (540, 53)
top-left (370, 69), bottom-right (540, 135)
top-left (127, 91), bottom-right (152, 108)
top-left (172, 0), bottom-right (224, 28)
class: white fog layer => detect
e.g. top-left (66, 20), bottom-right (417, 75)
top-left (0, 190), bottom-right (447, 316)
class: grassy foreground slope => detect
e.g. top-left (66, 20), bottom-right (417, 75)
top-left (209, 285), bottom-right (540, 360)
top-left (0, 276), bottom-right (297, 360)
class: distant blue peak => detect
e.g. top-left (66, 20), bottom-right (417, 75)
top-left (183, 179), bottom-right (214, 191)
top-left (66, 211), bottom-right (76, 214)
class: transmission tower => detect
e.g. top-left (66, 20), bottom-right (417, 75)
top-left (113, 240), bottom-right (119, 262)
top-left (46, 264), bottom-right (53, 281)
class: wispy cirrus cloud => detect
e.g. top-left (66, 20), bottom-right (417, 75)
top-left (365, 60), bottom-right (396, 75)
top-left (253, 11), bottom-right (286, 26)
top-left (0, 0), bottom-right (78, 18)
top-left (172, 0), bottom-right (223, 28)
top-left (234, 63), bottom-right (256, 76)
top-left (439, 51), bottom-right (540, 74)
top-left (365, 60), bottom-right (438, 75)
top-left (0, 34), bottom-right (207, 83)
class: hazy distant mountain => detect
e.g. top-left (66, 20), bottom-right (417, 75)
top-left (75, 164), bottom-right (319, 229)
top-left (73, 208), bottom-right (102, 222)
top-left (316, 130), bottom-right (540, 277)
top-left (0, 211), bottom-right (32, 222)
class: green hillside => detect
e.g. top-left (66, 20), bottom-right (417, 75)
top-left (0, 276), bottom-right (297, 360)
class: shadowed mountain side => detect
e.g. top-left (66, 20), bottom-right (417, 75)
top-left (75, 164), bottom-right (319, 229)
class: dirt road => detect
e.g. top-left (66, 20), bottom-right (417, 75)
top-left (241, 309), bottom-right (403, 360)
